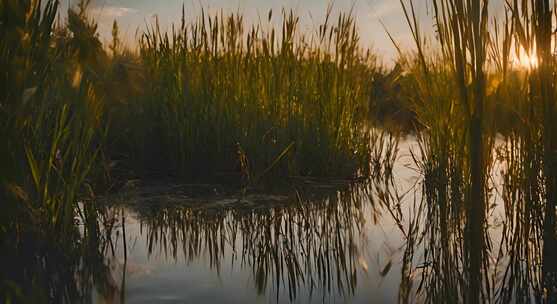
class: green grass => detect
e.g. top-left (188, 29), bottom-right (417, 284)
top-left (1, 0), bottom-right (105, 232)
top-left (109, 8), bottom-right (379, 182)
top-left (0, 2), bottom-right (381, 229)
top-left (0, 1), bottom-right (109, 301)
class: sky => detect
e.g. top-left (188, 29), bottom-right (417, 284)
top-left (59, 0), bottom-right (436, 64)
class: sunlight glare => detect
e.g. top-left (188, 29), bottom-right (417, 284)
top-left (516, 49), bottom-right (539, 69)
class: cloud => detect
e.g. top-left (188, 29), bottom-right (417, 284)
top-left (90, 6), bottom-right (137, 19)
top-left (367, 0), bottom-right (399, 19)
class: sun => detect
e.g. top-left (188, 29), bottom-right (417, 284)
top-left (516, 49), bottom-right (539, 69)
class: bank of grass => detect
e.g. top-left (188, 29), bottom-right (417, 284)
top-left (107, 8), bottom-right (378, 182)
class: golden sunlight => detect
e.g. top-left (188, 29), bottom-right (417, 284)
top-left (516, 49), bottom-right (539, 69)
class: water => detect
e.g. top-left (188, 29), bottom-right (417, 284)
top-left (88, 138), bottom-right (422, 303)
top-left (100, 204), bottom-right (400, 303)
top-left (12, 136), bottom-right (553, 303)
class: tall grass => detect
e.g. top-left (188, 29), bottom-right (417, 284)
top-left (397, 0), bottom-right (494, 302)
top-left (127, 8), bottom-right (378, 181)
top-left (494, 1), bottom-right (557, 302)
top-left (0, 0), bottom-right (110, 301)
top-left (0, 2), bottom-right (385, 234)
top-left (393, 0), bottom-right (557, 302)
top-left (0, 0), bottom-right (107, 233)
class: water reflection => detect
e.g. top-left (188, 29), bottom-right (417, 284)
top-left (395, 136), bottom-right (557, 304)
top-left (6, 136), bottom-right (557, 303)
top-left (112, 173), bottom-right (405, 303)
top-left (493, 135), bottom-right (557, 303)
top-left (1, 205), bottom-right (123, 303)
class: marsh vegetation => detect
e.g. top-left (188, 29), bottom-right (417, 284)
top-left (2, 0), bottom-right (557, 303)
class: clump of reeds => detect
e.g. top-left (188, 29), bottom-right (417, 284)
top-left (396, 0), bottom-right (494, 302)
top-left (493, 1), bottom-right (557, 302)
top-left (0, 0), bottom-right (111, 301)
top-left (128, 8), bottom-right (379, 181)
top-left (1, 0), bottom-right (111, 230)
top-left (392, 0), bottom-right (557, 302)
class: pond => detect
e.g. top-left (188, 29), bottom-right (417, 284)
top-left (13, 135), bottom-right (551, 303)
top-left (88, 138), bottom-right (420, 303)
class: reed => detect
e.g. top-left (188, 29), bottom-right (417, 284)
top-left (0, 0), bottom-right (105, 233)
top-left (129, 8), bottom-right (378, 181)
top-left (397, 0), bottom-right (493, 302)
top-left (494, 1), bottom-right (557, 302)
top-left (0, 2), bottom-right (384, 236)
top-left (0, 1), bottom-right (110, 300)
top-left (391, 0), bottom-right (557, 302)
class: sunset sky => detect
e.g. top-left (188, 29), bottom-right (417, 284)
top-left (58, 0), bottom-right (438, 63)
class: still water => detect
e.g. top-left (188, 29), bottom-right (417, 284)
top-left (92, 139), bottom-right (421, 303)
top-left (77, 135), bottom-right (552, 303)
